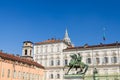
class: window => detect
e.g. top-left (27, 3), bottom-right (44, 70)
top-left (96, 58), bottom-right (100, 64)
top-left (56, 60), bottom-right (60, 65)
top-left (18, 71), bottom-right (20, 79)
top-left (50, 74), bottom-right (53, 79)
top-left (38, 75), bottom-right (40, 80)
top-left (111, 56), bottom-right (117, 63)
top-left (13, 70), bottom-right (16, 78)
top-left (28, 73), bottom-right (30, 80)
top-left (25, 49), bottom-right (27, 55)
top-left (7, 69), bottom-right (10, 78)
top-left (50, 60), bottom-right (54, 66)
top-left (36, 47), bottom-right (38, 53)
top-left (51, 45), bottom-right (54, 52)
top-left (86, 58), bottom-right (91, 64)
top-left (51, 47), bottom-right (53, 52)
top-left (45, 46), bottom-right (47, 52)
top-left (30, 73), bottom-right (32, 80)
top-left (32, 74), bottom-right (34, 80)
top-left (36, 46), bottom-right (41, 53)
top-left (26, 73), bottom-right (28, 80)
top-left (41, 46), bottom-right (43, 53)
top-left (23, 72), bottom-right (25, 79)
top-left (104, 57), bottom-right (108, 63)
top-left (38, 75), bottom-right (39, 80)
top-left (57, 45), bottom-right (60, 52)
top-left (21, 72), bottom-right (23, 79)
top-left (56, 74), bottom-right (60, 79)
top-left (23, 72), bottom-right (26, 80)
top-left (65, 59), bottom-right (68, 65)
top-left (2, 68), bottom-right (4, 77)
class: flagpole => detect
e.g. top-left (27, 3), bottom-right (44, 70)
top-left (103, 27), bottom-right (106, 44)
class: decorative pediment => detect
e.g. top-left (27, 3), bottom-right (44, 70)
top-left (64, 55), bottom-right (67, 59)
top-left (86, 54), bottom-right (90, 57)
top-left (112, 52), bottom-right (116, 56)
top-left (95, 53), bottom-right (99, 57)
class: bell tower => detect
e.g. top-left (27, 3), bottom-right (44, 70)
top-left (22, 41), bottom-right (33, 60)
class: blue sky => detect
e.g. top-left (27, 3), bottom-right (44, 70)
top-left (0, 0), bottom-right (120, 55)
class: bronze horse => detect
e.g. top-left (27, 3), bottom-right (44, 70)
top-left (63, 53), bottom-right (88, 75)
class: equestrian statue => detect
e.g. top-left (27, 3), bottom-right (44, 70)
top-left (63, 53), bottom-right (88, 75)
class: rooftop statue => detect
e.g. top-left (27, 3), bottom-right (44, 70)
top-left (63, 53), bottom-right (88, 75)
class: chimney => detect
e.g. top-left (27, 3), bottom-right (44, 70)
top-left (0, 50), bottom-right (3, 52)
top-left (16, 54), bottom-right (20, 57)
top-left (84, 43), bottom-right (88, 48)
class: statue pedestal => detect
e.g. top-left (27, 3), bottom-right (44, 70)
top-left (64, 74), bottom-right (84, 80)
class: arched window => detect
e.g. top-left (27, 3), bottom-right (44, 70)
top-left (25, 49), bottom-right (27, 55)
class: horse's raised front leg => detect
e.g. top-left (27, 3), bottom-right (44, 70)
top-left (66, 66), bottom-right (73, 74)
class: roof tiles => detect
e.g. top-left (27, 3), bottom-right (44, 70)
top-left (0, 52), bottom-right (44, 69)
top-left (64, 42), bottom-right (120, 51)
top-left (34, 38), bottom-right (63, 45)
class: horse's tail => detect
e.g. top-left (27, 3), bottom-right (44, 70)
top-left (63, 65), bottom-right (68, 71)
top-left (63, 66), bottom-right (65, 71)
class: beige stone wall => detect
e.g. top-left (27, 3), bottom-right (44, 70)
top-left (0, 58), bottom-right (44, 80)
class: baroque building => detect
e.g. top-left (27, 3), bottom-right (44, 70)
top-left (34, 29), bottom-right (120, 80)
top-left (63, 42), bottom-right (120, 80)
top-left (0, 41), bottom-right (45, 80)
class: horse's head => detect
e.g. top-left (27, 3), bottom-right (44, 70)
top-left (70, 54), bottom-right (77, 59)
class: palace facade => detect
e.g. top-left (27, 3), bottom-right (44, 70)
top-left (33, 29), bottom-right (120, 80)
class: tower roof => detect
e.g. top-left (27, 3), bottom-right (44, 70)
top-left (63, 29), bottom-right (72, 45)
top-left (64, 29), bottom-right (69, 39)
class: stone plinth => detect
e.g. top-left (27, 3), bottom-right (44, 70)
top-left (64, 74), bottom-right (84, 80)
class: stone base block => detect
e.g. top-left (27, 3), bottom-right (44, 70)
top-left (64, 74), bottom-right (84, 80)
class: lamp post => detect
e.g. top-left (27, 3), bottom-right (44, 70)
top-left (93, 68), bottom-right (98, 80)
